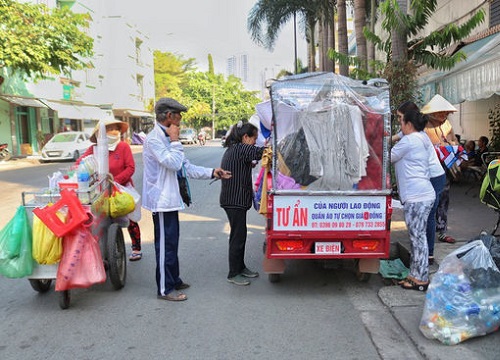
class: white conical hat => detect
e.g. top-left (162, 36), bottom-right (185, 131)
top-left (421, 94), bottom-right (457, 114)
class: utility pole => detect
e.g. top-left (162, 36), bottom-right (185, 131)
top-left (212, 84), bottom-right (215, 140)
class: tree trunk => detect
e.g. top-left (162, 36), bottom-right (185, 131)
top-left (337, 0), bottom-right (349, 76)
top-left (354, 0), bottom-right (367, 73)
top-left (318, 16), bottom-right (325, 71)
top-left (307, 18), bottom-right (317, 72)
top-left (367, 0), bottom-right (376, 74)
top-left (326, 18), bottom-right (335, 73)
top-left (392, 0), bottom-right (408, 63)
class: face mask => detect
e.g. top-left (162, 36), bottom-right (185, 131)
top-left (107, 134), bottom-right (120, 151)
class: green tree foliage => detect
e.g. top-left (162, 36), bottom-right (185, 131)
top-left (154, 51), bottom-right (260, 132)
top-left (154, 50), bottom-right (196, 100)
top-left (182, 72), bottom-right (260, 131)
top-left (208, 54), bottom-right (214, 76)
top-left (0, 0), bottom-right (94, 80)
top-left (367, 0), bottom-right (485, 71)
top-left (248, 0), bottom-right (332, 72)
top-left (362, 0), bottom-right (484, 120)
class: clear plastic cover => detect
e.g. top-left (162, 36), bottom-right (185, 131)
top-left (268, 72), bottom-right (391, 192)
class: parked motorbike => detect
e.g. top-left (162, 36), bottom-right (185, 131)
top-left (0, 143), bottom-right (11, 161)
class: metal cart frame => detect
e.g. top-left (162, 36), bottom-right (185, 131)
top-left (262, 73), bottom-right (393, 283)
top-left (22, 179), bottom-right (127, 309)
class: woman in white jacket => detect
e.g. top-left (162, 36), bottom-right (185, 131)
top-left (142, 98), bottom-right (230, 301)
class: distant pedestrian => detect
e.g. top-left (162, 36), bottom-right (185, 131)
top-left (142, 97), bottom-right (231, 301)
top-left (219, 121), bottom-right (265, 286)
top-left (475, 136), bottom-right (489, 166)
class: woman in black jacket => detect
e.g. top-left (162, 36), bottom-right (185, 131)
top-left (220, 121), bottom-right (265, 286)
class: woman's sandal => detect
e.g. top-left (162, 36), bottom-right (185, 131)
top-left (129, 252), bottom-right (142, 261)
top-left (397, 277), bottom-right (409, 285)
top-left (400, 278), bottom-right (429, 291)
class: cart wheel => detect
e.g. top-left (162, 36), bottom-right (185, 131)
top-left (268, 273), bottom-right (281, 283)
top-left (29, 279), bottom-right (52, 293)
top-left (106, 223), bottom-right (127, 290)
top-left (59, 291), bottom-right (70, 310)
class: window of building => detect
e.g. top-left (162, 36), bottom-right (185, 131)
top-left (135, 38), bottom-right (143, 65)
top-left (136, 74), bottom-right (144, 100)
top-left (491, 0), bottom-right (500, 28)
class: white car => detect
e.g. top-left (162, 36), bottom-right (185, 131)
top-left (179, 128), bottom-right (198, 144)
top-left (41, 131), bottom-right (92, 162)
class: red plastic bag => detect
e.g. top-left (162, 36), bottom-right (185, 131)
top-left (55, 225), bottom-right (106, 291)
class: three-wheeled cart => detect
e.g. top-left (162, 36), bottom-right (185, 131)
top-left (260, 72), bottom-right (393, 282)
top-left (22, 178), bottom-right (127, 309)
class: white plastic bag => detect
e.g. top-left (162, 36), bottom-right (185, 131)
top-left (420, 240), bottom-right (500, 345)
top-left (123, 183), bottom-right (141, 222)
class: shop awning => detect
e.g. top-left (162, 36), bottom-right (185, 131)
top-left (126, 109), bottom-right (153, 117)
top-left (41, 100), bottom-right (109, 120)
top-left (0, 95), bottom-right (48, 108)
top-left (80, 106), bottom-right (112, 120)
top-left (113, 108), bottom-right (153, 118)
top-left (419, 32), bottom-right (500, 104)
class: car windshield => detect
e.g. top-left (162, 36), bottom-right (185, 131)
top-left (51, 133), bottom-right (77, 143)
top-left (180, 129), bottom-right (194, 135)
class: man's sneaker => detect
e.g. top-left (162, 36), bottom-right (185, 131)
top-left (227, 274), bottom-right (250, 286)
top-left (241, 268), bottom-right (259, 278)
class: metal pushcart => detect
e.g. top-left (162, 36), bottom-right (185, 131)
top-left (22, 178), bottom-right (127, 309)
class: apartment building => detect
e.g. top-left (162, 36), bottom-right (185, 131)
top-left (0, 0), bottom-right (154, 156)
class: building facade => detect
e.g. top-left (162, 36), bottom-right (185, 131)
top-left (0, 0), bottom-right (154, 156)
top-left (413, 0), bottom-right (500, 143)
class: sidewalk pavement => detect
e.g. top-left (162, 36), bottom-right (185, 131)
top-left (0, 145), bottom-right (144, 172)
top-left (381, 180), bottom-right (500, 356)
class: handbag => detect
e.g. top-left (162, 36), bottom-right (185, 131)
top-left (177, 164), bottom-right (191, 206)
top-left (109, 182), bottom-right (135, 218)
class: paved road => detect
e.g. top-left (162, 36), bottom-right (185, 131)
top-left (0, 142), bottom-right (498, 359)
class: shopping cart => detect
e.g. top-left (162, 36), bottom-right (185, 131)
top-left (22, 179), bottom-right (126, 309)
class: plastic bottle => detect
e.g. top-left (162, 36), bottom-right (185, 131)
top-left (77, 163), bottom-right (90, 203)
top-left (96, 120), bottom-right (109, 181)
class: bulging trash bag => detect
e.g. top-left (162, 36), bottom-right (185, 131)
top-left (420, 240), bottom-right (500, 345)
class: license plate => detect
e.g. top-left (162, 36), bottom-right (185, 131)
top-left (315, 242), bottom-right (341, 255)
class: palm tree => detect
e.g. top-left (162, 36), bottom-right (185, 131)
top-left (247, 0), bottom-right (332, 74)
top-left (364, 0), bottom-right (485, 112)
top-left (337, 0), bottom-right (349, 76)
top-left (354, 0), bottom-right (368, 72)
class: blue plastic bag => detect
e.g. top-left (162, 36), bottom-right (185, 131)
top-left (0, 206), bottom-right (33, 278)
